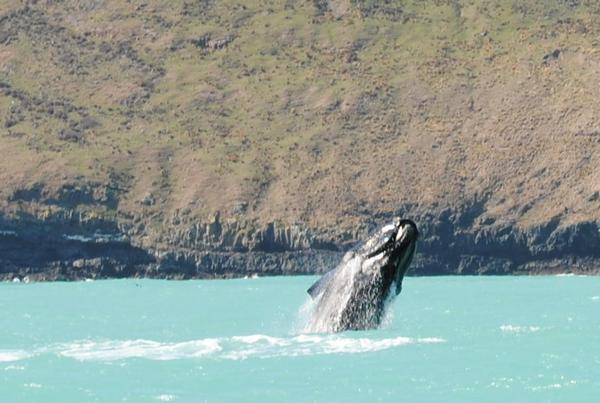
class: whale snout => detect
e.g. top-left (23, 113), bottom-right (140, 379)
top-left (389, 219), bottom-right (419, 295)
top-left (394, 219), bottom-right (419, 245)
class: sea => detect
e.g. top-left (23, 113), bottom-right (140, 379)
top-left (1, 276), bottom-right (599, 402)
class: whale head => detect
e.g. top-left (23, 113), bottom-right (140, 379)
top-left (307, 217), bottom-right (419, 300)
top-left (360, 217), bottom-right (419, 295)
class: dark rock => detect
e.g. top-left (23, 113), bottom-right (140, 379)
top-left (9, 183), bottom-right (45, 202)
top-left (313, 0), bottom-right (328, 17)
top-left (1, 202), bottom-right (599, 281)
top-left (192, 34), bottom-right (234, 51)
top-left (58, 128), bottom-right (84, 142)
top-left (75, 116), bottom-right (100, 131)
top-left (140, 193), bottom-right (155, 206)
top-left (543, 49), bottom-right (561, 63)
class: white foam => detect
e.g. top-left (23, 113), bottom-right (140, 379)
top-left (3, 364), bottom-right (25, 371)
top-left (231, 335), bottom-right (287, 346)
top-left (529, 379), bottom-right (578, 391)
top-left (154, 394), bottom-right (177, 401)
top-left (317, 335), bottom-right (414, 354)
top-left (379, 284), bottom-right (397, 329)
top-left (24, 383), bottom-right (42, 388)
top-left (221, 334), bottom-right (444, 360)
top-left (63, 233), bottom-right (126, 243)
top-left (500, 325), bottom-right (541, 333)
top-left (529, 383), bottom-right (563, 391)
top-left (7, 333), bottom-right (445, 363)
top-left (0, 350), bottom-right (31, 362)
top-left (591, 296), bottom-right (600, 301)
top-left (58, 339), bottom-right (221, 361)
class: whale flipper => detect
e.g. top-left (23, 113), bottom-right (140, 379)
top-left (307, 268), bottom-right (337, 298)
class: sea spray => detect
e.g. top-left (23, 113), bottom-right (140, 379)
top-left (293, 296), bottom-right (318, 334)
top-left (303, 253), bottom-right (363, 333)
top-left (302, 253), bottom-right (400, 333)
top-left (0, 335), bottom-right (444, 362)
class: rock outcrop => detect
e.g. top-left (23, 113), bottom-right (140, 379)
top-left (1, 204), bottom-right (598, 281)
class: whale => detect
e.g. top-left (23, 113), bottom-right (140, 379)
top-left (305, 217), bottom-right (419, 333)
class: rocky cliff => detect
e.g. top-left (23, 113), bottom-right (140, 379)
top-left (1, 1), bottom-right (599, 280)
top-left (1, 199), bottom-right (598, 281)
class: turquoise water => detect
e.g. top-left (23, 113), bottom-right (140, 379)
top-left (1, 276), bottom-right (599, 402)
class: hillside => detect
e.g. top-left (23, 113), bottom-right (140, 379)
top-left (0, 0), bottom-right (599, 280)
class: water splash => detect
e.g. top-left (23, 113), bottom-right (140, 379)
top-left (292, 296), bottom-right (318, 334)
top-left (499, 325), bottom-right (541, 334)
top-left (0, 335), bottom-right (444, 363)
top-left (302, 253), bottom-right (399, 333)
top-left (303, 254), bottom-right (362, 333)
top-left (0, 350), bottom-right (31, 362)
top-left (379, 286), bottom-right (398, 330)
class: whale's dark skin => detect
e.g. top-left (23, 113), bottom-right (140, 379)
top-left (307, 218), bottom-right (419, 332)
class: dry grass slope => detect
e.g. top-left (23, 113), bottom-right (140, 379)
top-left (0, 0), bottom-right (598, 251)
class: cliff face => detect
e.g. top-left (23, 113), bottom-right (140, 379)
top-left (1, 1), bottom-right (599, 280)
top-left (1, 201), bottom-right (598, 280)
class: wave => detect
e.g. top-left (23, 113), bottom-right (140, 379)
top-left (0, 334), bottom-right (445, 363)
top-left (154, 394), bottom-right (177, 401)
top-left (222, 334), bottom-right (444, 360)
top-left (57, 339), bottom-right (222, 361)
top-left (499, 324), bottom-right (541, 334)
top-left (0, 350), bottom-right (31, 362)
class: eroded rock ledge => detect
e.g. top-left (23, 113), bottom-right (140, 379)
top-left (1, 209), bottom-right (598, 281)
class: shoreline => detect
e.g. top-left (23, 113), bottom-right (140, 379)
top-left (2, 265), bottom-right (599, 283)
top-left (2, 213), bottom-right (599, 282)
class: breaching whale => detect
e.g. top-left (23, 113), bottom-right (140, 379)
top-left (305, 217), bottom-right (419, 333)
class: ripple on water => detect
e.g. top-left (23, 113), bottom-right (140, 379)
top-left (57, 339), bottom-right (222, 361)
top-left (499, 325), bottom-right (541, 334)
top-left (154, 394), bottom-right (177, 401)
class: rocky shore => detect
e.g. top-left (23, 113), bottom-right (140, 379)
top-left (1, 207), bottom-right (598, 281)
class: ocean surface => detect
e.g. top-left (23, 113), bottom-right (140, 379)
top-left (1, 276), bottom-right (599, 402)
